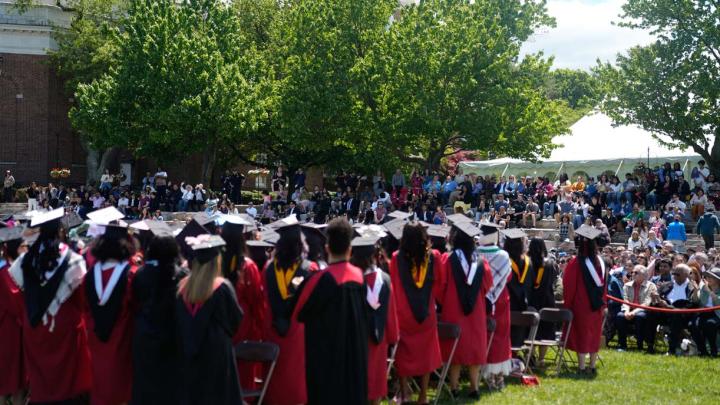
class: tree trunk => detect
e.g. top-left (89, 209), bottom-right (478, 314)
top-left (201, 145), bottom-right (217, 188)
top-left (85, 147), bottom-right (100, 186)
top-left (709, 136), bottom-right (720, 178)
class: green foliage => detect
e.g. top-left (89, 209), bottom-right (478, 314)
top-left (71, 0), bottom-right (273, 166)
top-left (48, 0), bottom-right (126, 95)
top-left (597, 0), bottom-right (720, 172)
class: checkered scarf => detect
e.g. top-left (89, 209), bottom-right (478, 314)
top-left (477, 245), bottom-right (511, 306)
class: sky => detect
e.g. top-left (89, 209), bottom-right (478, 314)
top-left (520, 0), bottom-right (654, 70)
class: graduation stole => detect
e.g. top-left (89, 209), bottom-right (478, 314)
top-left (534, 266), bottom-right (545, 289)
top-left (511, 256), bottom-right (530, 284)
top-left (451, 251), bottom-right (485, 315)
top-left (398, 252), bottom-right (434, 324)
top-left (410, 256), bottom-right (429, 288)
top-left (580, 255), bottom-right (605, 311)
top-left (274, 260), bottom-right (300, 300)
top-left (85, 261), bottom-right (130, 342)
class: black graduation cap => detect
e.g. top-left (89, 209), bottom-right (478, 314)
top-left (186, 234), bottom-right (226, 264)
top-left (500, 228), bottom-right (527, 240)
top-left (29, 208), bottom-right (64, 228)
top-left (145, 220), bottom-right (174, 237)
top-left (175, 219), bottom-right (211, 259)
top-left (87, 206), bottom-right (124, 225)
top-left (446, 213), bottom-right (473, 224)
top-left (479, 221), bottom-right (503, 235)
top-left (0, 226), bottom-right (23, 243)
top-left (103, 222), bottom-right (130, 239)
top-left (383, 219), bottom-right (406, 241)
top-left (301, 222), bottom-right (328, 242)
top-left (259, 229), bottom-right (281, 244)
top-left (426, 224), bottom-right (450, 239)
top-left (351, 235), bottom-right (381, 248)
top-left (575, 224), bottom-right (602, 240)
top-left (61, 212), bottom-right (84, 230)
top-left (269, 214), bottom-right (300, 233)
top-left (247, 239), bottom-right (275, 248)
top-left (453, 221), bottom-right (481, 238)
top-left (388, 210), bottom-right (414, 221)
top-left (0, 213), bottom-right (12, 222)
top-left (193, 212), bottom-right (216, 228)
top-left (354, 224), bottom-right (388, 239)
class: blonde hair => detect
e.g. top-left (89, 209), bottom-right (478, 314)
top-left (179, 255), bottom-right (221, 304)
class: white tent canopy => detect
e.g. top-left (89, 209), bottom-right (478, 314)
top-left (458, 112), bottom-right (704, 179)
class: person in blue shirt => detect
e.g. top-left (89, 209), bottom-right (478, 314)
top-left (666, 215), bottom-right (687, 252)
top-left (696, 206), bottom-right (720, 250)
top-left (441, 175), bottom-right (457, 205)
top-left (605, 265), bottom-right (626, 343)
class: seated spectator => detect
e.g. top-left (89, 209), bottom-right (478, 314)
top-left (690, 268), bottom-right (720, 357)
top-left (523, 196), bottom-right (540, 228)
top-left (690, 189), bottom-right (708, 220)
top-left (571, 175), bottom-right (585, 194)
top-left (665, 194), bottom-right (687, 221)
top-left (646, 230), bottom-right (662, 252)
top-left (646, 264), bottom-right (699, 354)
top-left (432, 205), bottom-right (445, 225)
top-left (615, 265), bottom-right (656, 351)
top-left (246, 201), bottom-right (257, 218)
top-left (493, 193), bottom-right (510, 212)
top-left (554, 194), bottom-right (575, 224)
top-left (557, 213), bottom-right (574, 242)
top-left (623, 205), bottom-right (645, 235)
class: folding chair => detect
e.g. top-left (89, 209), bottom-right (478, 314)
top-left (387, 343), bottom-right (398, 377)
top-left (235, 341), bottom-right (280, 405)
top-left (524, 308), bottom-right (573, 374)
top-left (433, 322), bottom-right (461, 405)
top-left (511, 311), bottom-right (540, 375)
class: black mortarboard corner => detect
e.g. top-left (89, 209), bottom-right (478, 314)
top-left (500, 228), bottom-right (527, 240)
top-left (130, 220), bottom-right (174, 238)
top-left (383, 219), bottom-right (406, 241)
top-left (269, 214), bottom-right (301, 233)
top-left (193, 212), bottom-right (218, 234)
top-left (446, 213), bottom-right (473, 225)
top-left (187, 234), bottom-right (226, 264)
top-left (575, 224), bottom-right (601, 240)
top-left (479, 221), bottom-right (503, 235)
top-left (220, 214), bottom-right (253, 235)
top-left (351, 235), bottom-right (381, 248)
top-left (61, 212), bottom-right (84, 230)
top-left (453, 221), bottom-right (481, 238)
top-left (387, 210), bottom-right (414, 221)
top-left (175, 219), bottom-right (211, 260)
top-left (247, 240), bottom-right (275, 248)
top-left (0, 226), bottom-right (24, 243)
top-left (426, 224), bottom-right (450, 239)
top-left (87, 206), bottom-right (124, 225)
top-left (301, 222), bottom-right (328, 243)
top-left (259, 229), bottom-right (281, 245)
top-left (103, 222), bottom-right (130, 239)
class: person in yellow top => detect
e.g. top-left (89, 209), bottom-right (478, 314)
top-left (572, 176), bottom-right (586, 193)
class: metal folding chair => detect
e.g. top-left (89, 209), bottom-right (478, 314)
top-left (387, 343), bottom-right (398, 377)
top-left (235, 341), bottom-right (280, 405)
top-left (433, 322), bottom-right (461, 405)
top-left (511, 311), bottom-right (540, 375)
top-left (524, 308), bottom-right (573, 374)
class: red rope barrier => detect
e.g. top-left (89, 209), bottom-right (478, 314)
top-left (605, 295), bottom-right (720, 314)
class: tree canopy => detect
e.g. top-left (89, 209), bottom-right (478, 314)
top-left (597, 0), bottom-right (720, 173)
top-left (62, 0), bottom-right (570, 181)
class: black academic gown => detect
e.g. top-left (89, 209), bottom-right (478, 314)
top-left (508, 257), bottom-right (535, 346)
top-left (176, 281), bottom-right (243, 405)
top-left (131, 263), bottom-right (187, 405)
top-left (528, 259), bottom-right (558, 340)
top-left (296, 261), bottom-right (368, 405)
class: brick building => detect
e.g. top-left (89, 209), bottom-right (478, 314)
top-left (0, 0), bottom-right (85, 186)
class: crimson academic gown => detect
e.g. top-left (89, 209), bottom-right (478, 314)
top-left (296, 261), bottom-right (368, 405)
top-left (363, 269), bottom-right (399, 401)
top-left (439, 252), bottom-right (493, 365)
top-left (390, 249), bottom-right (445, 377)
top-left (486, 273), bottom-right (512, 365)
top-left (12, 246), bottom-right (92, 403)
top-left (563, 256), bottom-right (606, 353)
top-left (261, 260), bottom-right (318, 405)
top-left (231, 257), bottom-right (265, 391)
top-left (84, 260), bottom-right (138, 405)
top-left (0, 261), bottom-right (26, 396)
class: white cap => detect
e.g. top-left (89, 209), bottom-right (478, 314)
top-left (87, 207), bottom-right (125, 225)
top-left (30, 207), bottom-right (65, 227)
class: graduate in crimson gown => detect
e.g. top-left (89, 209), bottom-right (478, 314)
top-left (296, 218), bottom-right (368, 405)
top-left (83, 220), bottom-right (138, 405)
top-left (220, 216), bottom-right (265, 392)
top-left (390, 221), bottom-right (445, 404)
top-left (9, 208), bottom-right (92, 403)
top-left (563, 225), bottom-right (607, 375)
top-left (477, 222), bottom-right (512, 391)
top-left (0, 227), bottom-right (27, 405)
top-left (176, 234), bottom-right (243, 404)
top-left (350, 235), bottom-right (399, 405)
top-left (439, 222), bottom-right (493, 399)
top-left (131, 231), bottom-right (186, 405)
top-left (261, 215), bottom-right (318, 405)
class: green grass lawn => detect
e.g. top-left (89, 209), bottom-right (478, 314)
top-left (395, 349), bottom-right (720, 404)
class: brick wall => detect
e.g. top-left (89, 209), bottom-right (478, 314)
top-left (0, 53), bottom-right (84, 186)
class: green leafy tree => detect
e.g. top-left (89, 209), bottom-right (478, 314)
top-left (597, 0), bottom-right (720, 173)
top-left (46, 0), bottom-right (126, 184)
top-left (372, 0), bottom-right (567, 170)
top-left (71, 0), bottom-right (273, 184)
